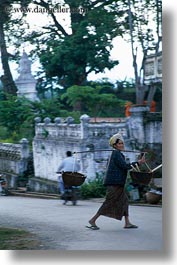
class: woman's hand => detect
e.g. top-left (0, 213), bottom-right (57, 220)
top-left (138, 153), bottom-right (146, 164)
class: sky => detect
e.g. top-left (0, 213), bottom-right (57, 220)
top-left (88, 36), bottom-right (137, 82)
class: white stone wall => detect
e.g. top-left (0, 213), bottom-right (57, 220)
top-left (32, 110), bottom-right (162, 182)
top-left (32, 115), bottom-right (130, 181)
top-left (145, 121), bottom-right (162, 144)
top-left (0, 139), bottom-right (30, 187)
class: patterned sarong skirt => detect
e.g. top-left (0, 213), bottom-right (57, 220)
top-left (97, 185), bottom-right (129, 220)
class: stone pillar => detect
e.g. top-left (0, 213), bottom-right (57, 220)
top-left (19, 138), bottom-right (30, 176)
top-left (80, 114), bottom-right (90, 139)
top-left (86, 152), bottom-right (96, 180)
top-left (128, 105), bottom-right (150, 148)
top-left (20, 138), bottom-right (29, 159)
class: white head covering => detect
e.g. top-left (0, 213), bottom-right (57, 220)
top-left (109, 133), bottom-right (124, 148)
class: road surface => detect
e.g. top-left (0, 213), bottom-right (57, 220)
top-left (0, 196), bottom-right (162, 250)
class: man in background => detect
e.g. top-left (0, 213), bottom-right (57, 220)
top-left (57, 151), bottom-right (80, 195)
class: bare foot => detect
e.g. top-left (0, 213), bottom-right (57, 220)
top-left (89, 220), bottom-right (96, 226)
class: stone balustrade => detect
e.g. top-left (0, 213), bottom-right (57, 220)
top-left (0, 107), bottom-right (162, 192)
top-left (32, 114), bottom-right (131, 181)
top-left (0, 139), bottom-right (30, 188)
top-left (32, 109), bottom-right (162, 184)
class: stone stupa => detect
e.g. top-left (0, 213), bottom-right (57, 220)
top-left (15, 50), bottom-right (39, 101)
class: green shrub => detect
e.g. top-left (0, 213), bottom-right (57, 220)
top-left (80, 173), bottom-right (106, 199)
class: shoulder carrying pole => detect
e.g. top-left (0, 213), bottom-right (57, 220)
top-left (73, 150), bottom-right (148, 154)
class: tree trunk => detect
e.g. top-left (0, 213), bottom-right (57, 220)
top-left (147, 85), bottom-right (157, 107)
top-left (128, 0), bottom-right (146, 105)
top-left (0, 21), bottom-right (17, 95)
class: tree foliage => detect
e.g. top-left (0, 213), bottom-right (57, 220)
top-left (0, 0), bottom-right (32, 95)
top-left (0, 81), bottom-right (130, 143)
top-left (1, 0), bottom-right (162, 102)
top-left (61, 85), bottom-right (126, 116)
top-left (0, 93), bottom-right (34, 141)
top-left (23, 0), bottom-right (126, 88)
top-left (125, 0), bottom-right (162, 104)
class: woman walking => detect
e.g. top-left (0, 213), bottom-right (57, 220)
top-left (86, 133), bottom-right (145, 230)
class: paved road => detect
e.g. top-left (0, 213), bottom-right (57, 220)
top-left (0, 196), bottom-right (162, 250)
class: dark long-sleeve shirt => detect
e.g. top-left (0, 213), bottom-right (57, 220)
top-left (104, 150), bottom-right (138, 186)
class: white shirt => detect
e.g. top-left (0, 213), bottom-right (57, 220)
top-left (57, 156), bottom-right (80, 173)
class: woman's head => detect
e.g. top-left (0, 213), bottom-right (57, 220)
top-left (114, 139), bottom-right (124, 151)
top-left (109, 133), bottom-right (124, 150)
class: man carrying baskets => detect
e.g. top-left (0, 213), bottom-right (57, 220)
top-left (57, 151), bottom-right (81, 195)
top-left (86, 133), bottom-right (146, 230)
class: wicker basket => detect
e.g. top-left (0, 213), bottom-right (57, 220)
top-left (62, 172), bottom-right (86, 186)
top-left (145, 192), bottom-right (161, 204)
top-left (130, 171), bottom-right (153, 185)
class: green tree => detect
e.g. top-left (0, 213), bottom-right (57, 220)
top-left (0, 0), bottom-right (31, 95)
top-left (0, 91), bottom-right (81, 142)
top-left (126, 0), bottom-right (162, 104)
top-left (0, 93), bottom-right (34, 141)
top-left (61, 85), bottom-right (126, 117)
top-left (25, 0), bottom-right (126, 88)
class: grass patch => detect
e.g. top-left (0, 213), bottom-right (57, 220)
top-left (0, 227), bottom-right (41, 250)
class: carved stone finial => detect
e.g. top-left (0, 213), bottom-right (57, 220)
top-left (80, 114), bottom-right (90, 123)
top-left (65, 116), bottom-right (74, 125)
top-left (54, 117), bottom-right (61, 124)
top-left (44, 117), bottom-right (51, 124)
top-left (20, 138), bottom-right (29, 144)
top-left (34, 117), bottom-right (41, 123)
